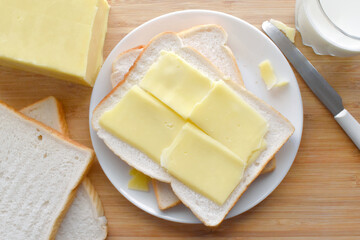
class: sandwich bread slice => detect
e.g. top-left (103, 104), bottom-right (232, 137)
top-left (20, 97), bottom-right (107, 240)
top-left (92, 30), bottom-right (294, 226)
top-left (0, 101), bottom-right (94, 239)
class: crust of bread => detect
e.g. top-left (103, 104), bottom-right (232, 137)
top-left (111, 46), bottom-right (145, 88)
top-left (54, 97), bottom-right (69, 137)
top-left (81, 177), bottom-right (107, 220)
top-left (93, 31), bottom-right (294, 226)
top-left (112, 45), bottom-right (145, 72)
top-left (0, 100), bottom-right (94, 238)
top-left (152, 179), bottom-right (181, 210)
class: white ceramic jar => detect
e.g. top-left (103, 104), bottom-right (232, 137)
top-left (295, 0), bottom-right (360, 57)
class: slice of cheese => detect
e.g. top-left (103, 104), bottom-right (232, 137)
top-left (189, 81), bottom-right (268, 163)
top-left (128, 168), bottom-right (150, 191)
top-left (161, 123), bottom-right (245, 205)
top-left (99, 86), bottom-right (185, 163)
top-left (259, 60), bottom-right (278, 90)
top-left (270, 19), bottom-right (296, 43)
top-left (0, 0), bottom-right (109, 86)
top-left (140, 51), bottom-right (214, 119)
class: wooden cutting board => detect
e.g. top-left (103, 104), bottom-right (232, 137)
top-left (0, 0), bottom-right (359, 239)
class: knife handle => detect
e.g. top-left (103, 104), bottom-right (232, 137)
top-left (335, 109), bottom-right (360, 150)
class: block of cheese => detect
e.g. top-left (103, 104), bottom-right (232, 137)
top-left (99, 85), bottom-right (185, 163)
top-left (140, 51), bottom-right (214, 119)
top-left (161, 123), bottom-right (245, 205)
top-left (0, 0), bottom-right (109, 86)
top-left (190, 81), bottom-right (268, 163)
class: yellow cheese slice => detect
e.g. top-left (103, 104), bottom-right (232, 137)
top-left (0, 0), bottom-right (109, 86)
top-left (259, 60), bottom-right (278, 90)
top-left (161, 123), bottom-right (245, 205)
top-left (140, 51), bottom-right (214, 119)
top-left (99, 86), bottom-right (185, 163)
top-left (189, 81), bottom-right (268, 163)
top-left (270, 19), bottom-right (296, 43)
top-left (128, 168), bottom-right (150, 191)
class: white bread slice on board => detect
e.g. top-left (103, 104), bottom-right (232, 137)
top-left (21, 96), bottom-right (69, 136)
top-left (55, 178), bottom-right (107, 240)
top-left (0, 101), bottom-right (94, 239)
top-left (110, 25), bottom-right (275, 210)
top-left (92, 31), bottom-right (294, 226)
top-left (20, 97), bottom-right (107, 240)
top-left (152, 179), bottom-right (181, 210)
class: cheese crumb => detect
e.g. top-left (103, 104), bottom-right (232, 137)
top-left (270, 19), bottom-right (296, 43)
top-left (259, 60), bottom-right (277, 90)
top-left (275, 81), bottom-right (289, 87)
top-left (259, 60), bottom-right (289, 89)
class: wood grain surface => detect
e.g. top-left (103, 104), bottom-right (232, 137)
top-left (1, 1), bottom-right (359, 239)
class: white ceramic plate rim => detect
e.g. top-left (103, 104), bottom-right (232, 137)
top-left (89, 9), bottom-right (303, 224)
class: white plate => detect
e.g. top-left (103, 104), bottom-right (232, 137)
top-left (89, 10), bottom-right (303, 224)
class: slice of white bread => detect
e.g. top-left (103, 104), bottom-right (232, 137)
top-left (179, 24), bottom-right (243, 85)
top-left (110, 25), bottom-right (275, 210)
top-left (20, 97), bottom-right (107, 240)
top-left (93, 31), bottom-right (294, 226)
top-left (21, 96), bottom-right (69, 136)
top-left (152, 179), bottom-right (181, 210)
top-left (55, 178), bottom-right (107, 240)
top-left (111, 46), bottom-right (144, 88)
top-left (0, 101), bottom-right (94, 239)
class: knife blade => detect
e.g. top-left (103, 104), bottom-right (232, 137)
top-left (262, 21), bottom-right (360, 149)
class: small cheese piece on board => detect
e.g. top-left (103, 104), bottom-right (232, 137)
top-left (190, 81), bottom-right (268, 163)
top-left (270, 19), bottom-right (296, 43)
top-left (99, 86), bottom-right (185, 163)
top-left (140, 51), bottom-right (214, 119)
top-left (0, 0), bottom-right (109, 86)
top-left (161, 123), bottom-right (245, 205)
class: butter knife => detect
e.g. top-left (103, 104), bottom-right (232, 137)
top-left (262, 21), bottom-right (360, 150)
